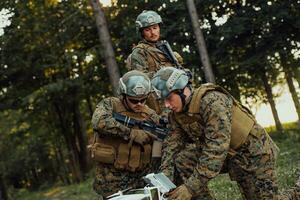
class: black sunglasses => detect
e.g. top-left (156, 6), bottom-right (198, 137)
top-left (127, 97), bottom-right (147, 104)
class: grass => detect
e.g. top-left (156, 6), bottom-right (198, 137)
top-left (11, 178), bottom-right (99, 200)
top-left (13, 122), bottom-right (300, 200)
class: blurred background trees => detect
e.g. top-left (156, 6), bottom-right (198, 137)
top-left (0, 0), bottom-right (299, 193)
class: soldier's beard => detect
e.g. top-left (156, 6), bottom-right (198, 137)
top-left (144, 35), bottom-right (160, 43)
top-left (123, 98), bottom-right (144, 113)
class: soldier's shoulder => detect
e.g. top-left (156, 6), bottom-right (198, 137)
top-left (101, 96), bottom-right (117, 102)
top-left (200, 90), bottom-right (232, 114)
top-left (97, 96), bottom-right (119, 107)
top-left (202, 90), bottom-right (229, 103)
top-left (131, 43), bottom-right (149, 55)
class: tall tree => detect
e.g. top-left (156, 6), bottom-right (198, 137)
top-left (89, 0), bottom-right (120, 95)
top-left (261, 69), bottom-right (283, 131)
top-left (281, 56), bottom-right (300, 121)
top-left (0, 174), bottom-right (8, 200)
top-left (186, 0), bottom-right (215, 83)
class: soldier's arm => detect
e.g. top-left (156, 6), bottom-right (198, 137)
top-left (172, 51), bottom-right (194, 82)
top-left (159, 115), bottom-right (186, 181)
top-left (126, 49), bottom-right (154, 77)
top-left (91, 98), bottom-right (131, 140)
top-left (173, 51), bottom-right (184, 65)
top-left (185, 91), bottom-right (233, 195)
top-left (147, 107), bottom-right (161, 125)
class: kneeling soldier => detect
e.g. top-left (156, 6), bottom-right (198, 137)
top-left (151, 67), bottom-right (300, 200)
top-left (91, 70), bottom-right (161, 198)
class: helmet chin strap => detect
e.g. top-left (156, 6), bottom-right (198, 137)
top-left (122, 95), bottom-right (134, 112)
top-left (177, 84), bottom-right (192, 108)
top-left (177, 89), bottom-right (186, 108)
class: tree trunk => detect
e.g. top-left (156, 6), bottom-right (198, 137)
top-left (293, 67), bottom-right (300, 89)
top-left (47, 107), bottom-right (72, 185)
top-left (58, 146), bottom-right (72, 185)
top-left (53, 102), bottom-right (83, 183)
top-left (86, 95), bottom-right (94, 118)
top-left (72, 100), bottom-right (89, 174)
top-left (261, 71), bottom-right (283, 132)
top-left (186, 0), bottom-right (215, 83)
top-left (0, 174), bottom-right (8, 200)
top-left (90, 0), bottom-right (120, 95)
top-left (283, 67), bottom-right (300, 122)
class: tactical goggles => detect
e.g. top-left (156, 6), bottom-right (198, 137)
top-left (127, 97), bottom-right (147, 105)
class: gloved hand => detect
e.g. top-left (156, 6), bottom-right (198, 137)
top-left (168, 184), bottom-right (192, 200)
top-left (130, 129), bottom-right (151, 145)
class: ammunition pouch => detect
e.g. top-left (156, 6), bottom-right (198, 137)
top-left (91, 136), bottom-right (152, 172)
top-left (152, 140), bottom-right (162, 158)
top-left (90, 143), bottom-right (116, 164)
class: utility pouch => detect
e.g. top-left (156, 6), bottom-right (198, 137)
top-left (151, 140), bottom-right (162, 158)
top-left (230, 105), bottom-right (254, 149)
top-left (91, 143), bottom-right (116, 164)
top-left (114, 143), bottom-right (130, 170)
top-left (128, 145), bottom-right (141, 172)
top-left (140, 144), bottom-right (152, 169)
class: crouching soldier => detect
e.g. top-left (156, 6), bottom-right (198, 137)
top-left (151, 67), bottom-right (300, 200)
top-left (91, 70), bottom-right (162, 199)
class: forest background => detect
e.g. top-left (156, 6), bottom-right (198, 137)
top-left (0, 0), bottom-right (300, 199)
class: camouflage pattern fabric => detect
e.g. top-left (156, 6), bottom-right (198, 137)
top-left (126, 40), bottom-right (183, 78)
top-left (91, 97), bottom-right (160, 198)
top-left (93, 163), bottom-right (153, 197)
top-left (160, 90), bottom-right (299, 199)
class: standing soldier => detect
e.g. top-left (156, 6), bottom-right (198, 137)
top-left (151, 66), bottom-right (300, 200)
top-left (91, 70), bottom-right (161, 199)
top-left (126, 10), bottom-right (191, 115)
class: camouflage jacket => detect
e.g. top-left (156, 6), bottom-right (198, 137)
top-left (126, 40), bottom-right (184, 78)
top-left (92, 97), bottom-right (160, 140)
top-left (160, 90), bottom-right (235, 193)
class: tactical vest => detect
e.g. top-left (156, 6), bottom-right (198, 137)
top-left (133, 42), bottom-right (183, 73)
top-left (174, 84), bottom-right (255, 151)
top-left (91, 97), bottom-right (154, 172)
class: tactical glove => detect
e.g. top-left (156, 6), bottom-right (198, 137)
top-left (130, 129), bottom-right (151, 145)
top-left (168, 184), bottom-right (192, 200)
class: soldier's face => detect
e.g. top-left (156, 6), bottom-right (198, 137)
top-left (142, 24), bottom-right (160, 42)
top-left (125, 95), bottom-right (147, 112)
top-left (164, 92), bottom-right (183, 112)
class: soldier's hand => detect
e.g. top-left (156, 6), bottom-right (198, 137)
top-left (168, 184), bottom-right (192, 200)
top-left (130, 129), bottom-right (151, 145)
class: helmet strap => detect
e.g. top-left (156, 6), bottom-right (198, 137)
top-left (177, 89), bottom-right (186, 107)
top-left (122, 95), bottom-right (133, 112)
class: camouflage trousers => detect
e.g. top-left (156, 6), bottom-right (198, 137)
top-left (93, 159), bottom-right (161, 199)
top-left (174, 128), bottom-right (300, 200)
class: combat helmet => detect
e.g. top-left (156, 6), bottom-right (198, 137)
top-left (135, 10), bottom-right (162, 32)
top-left (151, 67), bottom-right (189, 99)
top-left (118, 70), bottom-right (151, 97)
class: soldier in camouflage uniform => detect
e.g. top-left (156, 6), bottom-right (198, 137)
top-left (91, 70), bottom-right (161, 199)
top-left (151, 67), bottom-right (300, 200)
top-left (126, 10), bottom-right (184, 78)
top-left (126, 10), bottom-right (191, 115)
